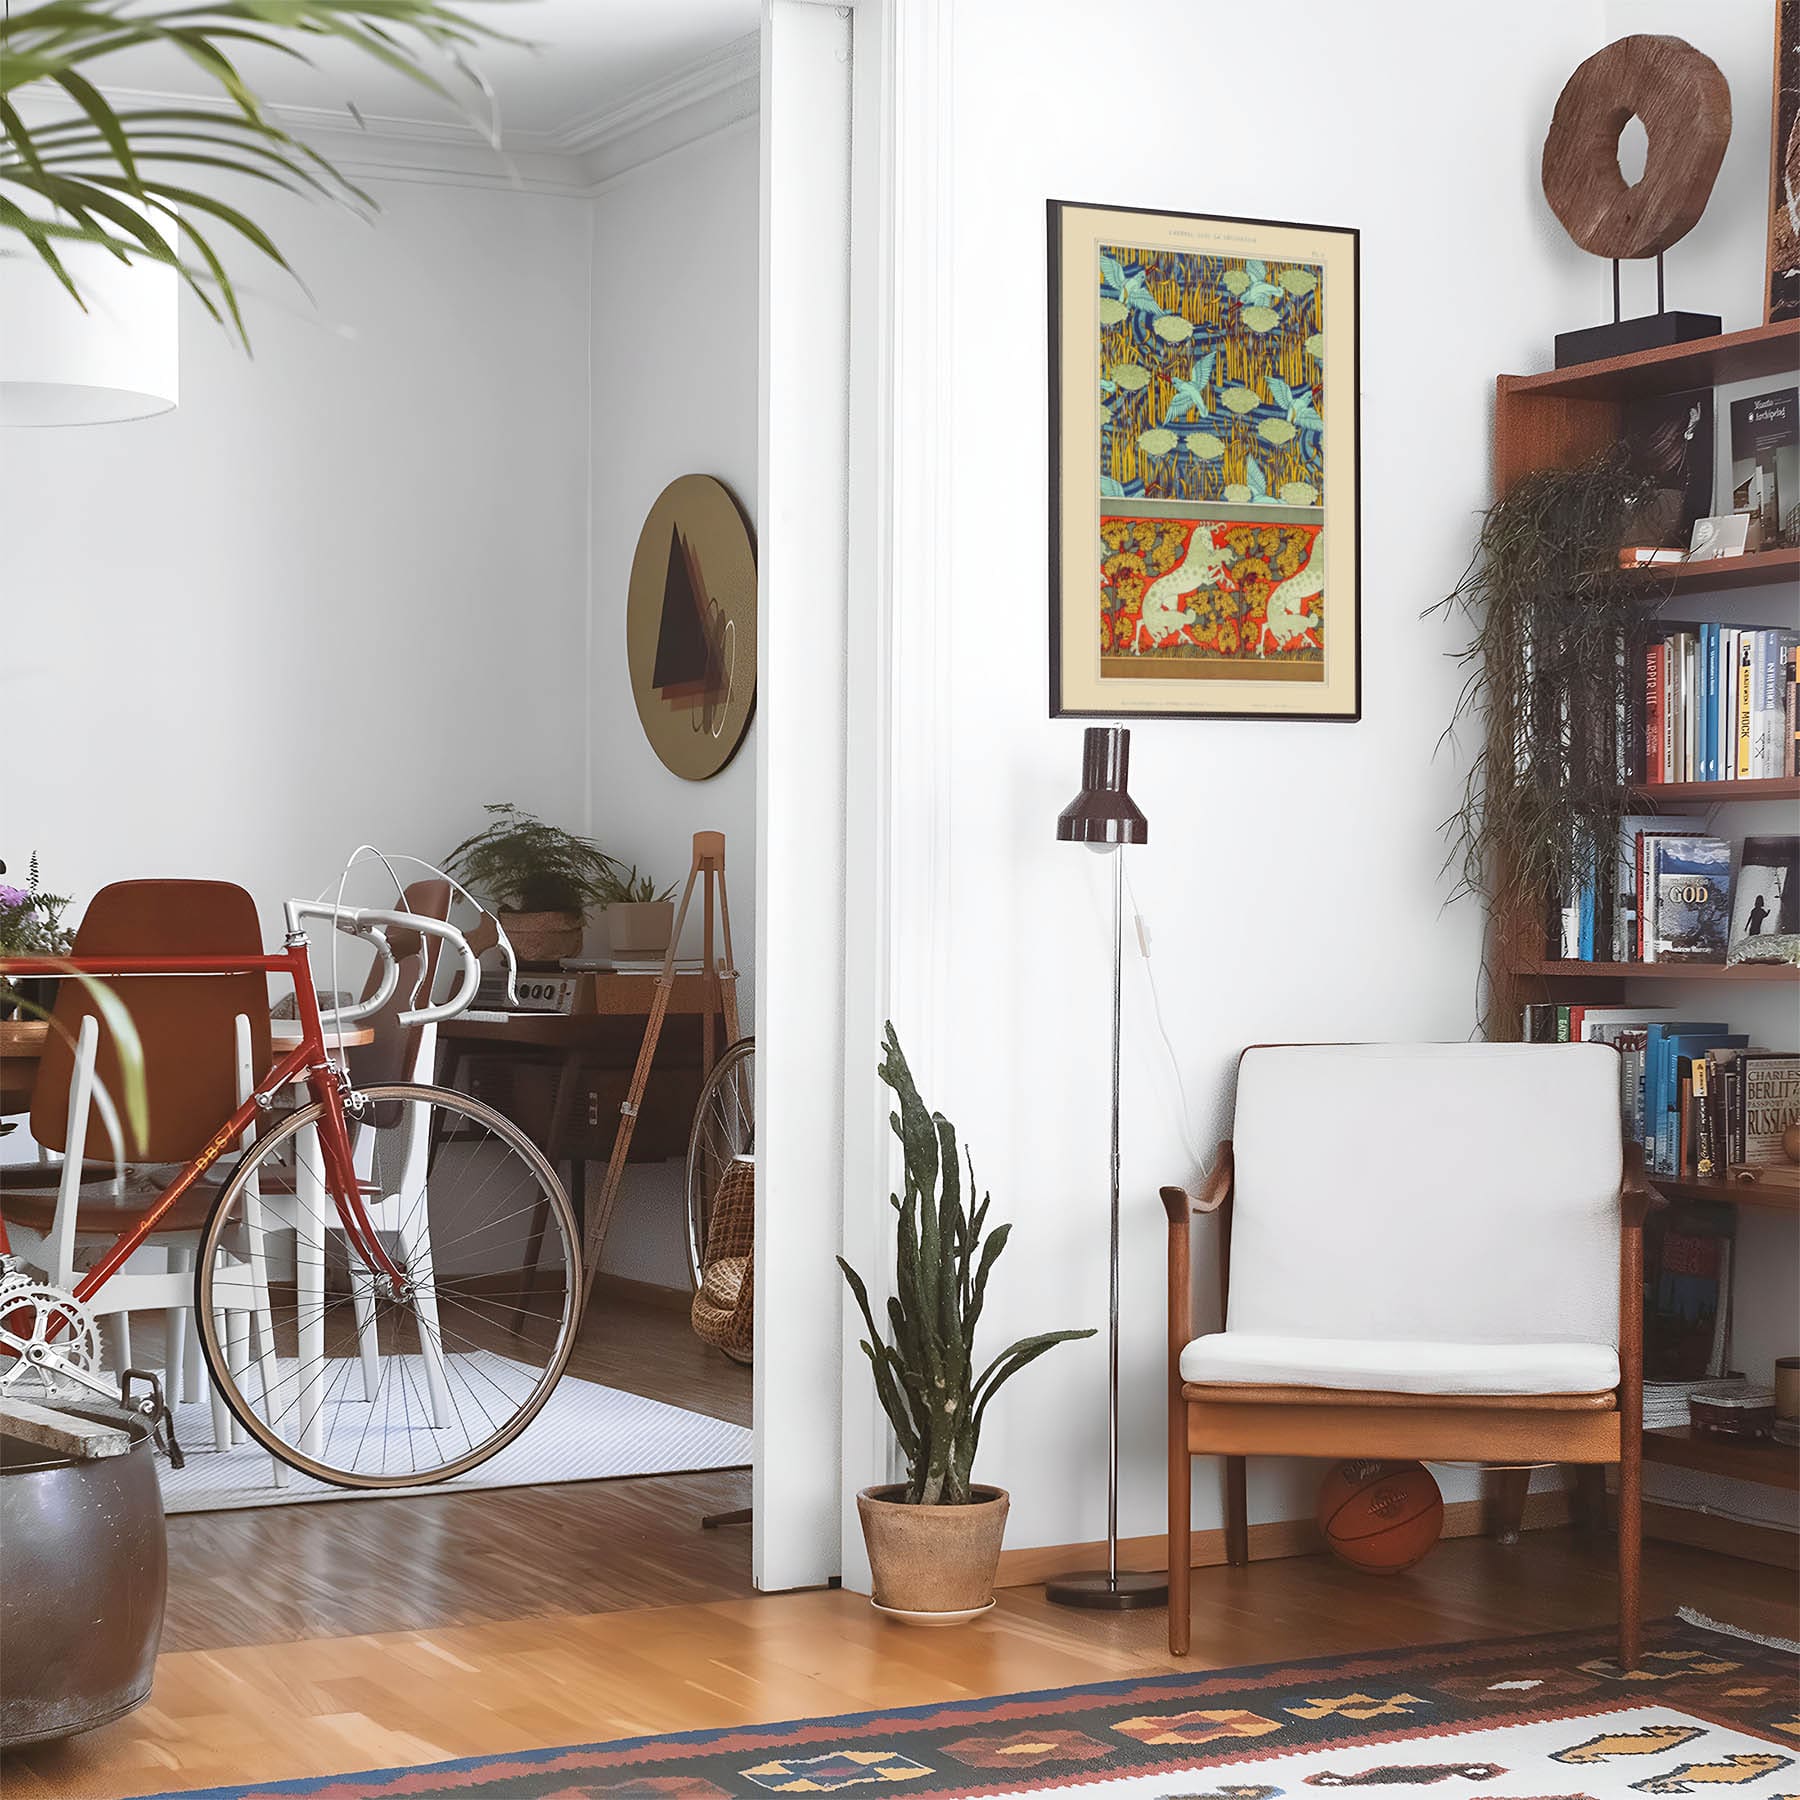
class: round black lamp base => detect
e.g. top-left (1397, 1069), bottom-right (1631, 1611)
top-left (1043, 1568), bottom-right (1169, 1610)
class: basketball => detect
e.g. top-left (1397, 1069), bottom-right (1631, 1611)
top-left (1315, 1460), bottom-right (1443, 1574)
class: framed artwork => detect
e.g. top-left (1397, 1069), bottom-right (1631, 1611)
top-left (1048, 200), bottom-right (1360, 721)
top-left (1769, 0), bottom-right (1800, 323)
top-left (625, 473), bottom-right (757, 780)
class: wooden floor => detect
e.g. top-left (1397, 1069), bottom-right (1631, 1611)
top-left (7, 1532), bottom-right (1796, 1800)
top-left (7, 1300), bottom-right (1798, 1798)
top-left (160, 1285), bottom-right (755, 1651)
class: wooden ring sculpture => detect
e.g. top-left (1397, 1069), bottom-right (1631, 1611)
top-left (1541, 34), bottom-right (1731, 260)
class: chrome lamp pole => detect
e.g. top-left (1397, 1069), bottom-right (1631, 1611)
top-left (1045, 725), bottom-right (1166, 1611)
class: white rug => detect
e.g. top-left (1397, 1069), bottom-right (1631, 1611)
top-left (155, 1366), bottom-right (752, 1513)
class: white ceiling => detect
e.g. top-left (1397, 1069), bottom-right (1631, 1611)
top-left (94, 0), bottom-right (761, 147)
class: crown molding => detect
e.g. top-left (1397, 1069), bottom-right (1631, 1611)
top-left (555, 31), bottom-right (759, 159)
top-left (14, 32), bottom-right (761, 196)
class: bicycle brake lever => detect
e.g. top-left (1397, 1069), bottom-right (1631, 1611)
top-left (121, 1367), bottom-right (184, 1469)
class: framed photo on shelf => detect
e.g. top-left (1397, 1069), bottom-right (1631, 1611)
top-left (1768, 0), bottom-right (1800, 323)
top-left (1048, 199), bottom-right (1360, 721)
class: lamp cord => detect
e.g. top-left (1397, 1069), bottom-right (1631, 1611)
top-left (1120, 858), bottom-right (1210, 1176)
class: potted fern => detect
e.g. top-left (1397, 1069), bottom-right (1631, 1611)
top-left (445, 805), bottom-right (618, 968)
top-left (838, 1025), bottom-right (1094, 1623)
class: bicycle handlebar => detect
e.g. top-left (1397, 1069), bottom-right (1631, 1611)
top-left (282, 900), bottom-right (506, 1028)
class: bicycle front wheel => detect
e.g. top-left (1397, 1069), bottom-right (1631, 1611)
top-left (196, 1082), bottom-right (581, 1488)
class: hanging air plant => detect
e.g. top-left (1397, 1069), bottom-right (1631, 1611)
top-left (1429, 446), bottom-right (1665, 1022)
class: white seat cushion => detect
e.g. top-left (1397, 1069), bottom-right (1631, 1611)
top-left (1180, 1332), bottom-right (1619, 1397)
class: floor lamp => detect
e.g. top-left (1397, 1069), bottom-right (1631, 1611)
top-left (1046, 725), bottom-right (1167, 1610)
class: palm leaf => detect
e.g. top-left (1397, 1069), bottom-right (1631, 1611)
top-left (0, 0), bottom-right (520, 343)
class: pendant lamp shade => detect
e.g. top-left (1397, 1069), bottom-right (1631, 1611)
top-left (0, 216), bottom-right (178, 427)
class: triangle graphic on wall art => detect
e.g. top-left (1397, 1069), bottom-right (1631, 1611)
top-left (652, 525), bottom-right (723, 706)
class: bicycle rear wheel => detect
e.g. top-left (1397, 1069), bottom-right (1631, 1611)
top-left (685, 1037), bottom-right (755, 1290)
top-left (195, 1082), bottom-right (580, 1488)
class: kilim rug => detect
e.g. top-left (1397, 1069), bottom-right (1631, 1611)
top-left (133, 1612), bottom-right (1797, 1800)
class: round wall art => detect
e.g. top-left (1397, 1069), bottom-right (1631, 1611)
top-left (625, 474), bottom-right (757, 782)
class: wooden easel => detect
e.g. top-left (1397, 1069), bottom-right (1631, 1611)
top-left (580, 831), bottom-right (740, 1312)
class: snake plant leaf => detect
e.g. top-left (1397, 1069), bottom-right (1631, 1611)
top-left (839, 1025), bottom-right (1094, 1506)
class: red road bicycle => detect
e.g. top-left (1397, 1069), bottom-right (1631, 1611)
top-left (0, 899), bottom-right (582, 1488)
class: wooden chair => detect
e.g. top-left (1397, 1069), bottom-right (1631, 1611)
top-left (2, 880), bottom-right (281, 1463)
top-left (1161, 1042), bottom-right (1649, 1668)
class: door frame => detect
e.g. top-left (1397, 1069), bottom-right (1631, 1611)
top-left (754, 0), bottom-right (954, 1592)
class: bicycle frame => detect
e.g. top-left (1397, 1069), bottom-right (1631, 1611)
top-left (0, 937), bottom-right (406, 1301)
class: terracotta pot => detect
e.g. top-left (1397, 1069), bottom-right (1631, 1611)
top-left (499, 909), bottom-right (585, 969)
top-left (605, 900), bottom-right (675, 958)
top-left (856, 1484), bottom-right (1008, 1621)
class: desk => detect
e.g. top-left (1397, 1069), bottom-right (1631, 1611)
top-left (437, 973), bottom-right (733, 1266)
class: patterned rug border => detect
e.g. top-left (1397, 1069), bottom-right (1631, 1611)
top-left (128, 1612), bottom-right (1794, 1800)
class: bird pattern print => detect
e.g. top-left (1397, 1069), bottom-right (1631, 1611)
top-left (1095, 242), bottom-right (1327, 677)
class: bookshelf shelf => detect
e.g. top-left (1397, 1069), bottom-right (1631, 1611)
top-left (1648, 1174), bottom-right (1800, 1214)
top-left (1628, 547), bottom-right (1800, 596)
top-left (1512, 959), bottom-right (1800, 983)
top-left (1642, 1425), bottom-right (1800, 1491)
top-left (1629, 776), bottom-right (1800, 803)
top-left (1500, 320), bottom-right (1800, 403)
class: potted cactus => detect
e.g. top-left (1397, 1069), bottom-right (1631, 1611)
top-left (838, 1025), bottom-right (1094, 1624)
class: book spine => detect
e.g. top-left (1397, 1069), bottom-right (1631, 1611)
top-left (1680, 633), bottom-right (1696, 782)
top-left (1645, 642), bottom-right (1664, 783)
top-left (1555, 1005), bottom-right (1571, 1044)
top-left (1788, 645), bottom-right (1798, 779)
top-left (1737, 635), bottom-right (1754, 778)
top-left (1666, 636), bottom-right (1679, 783)
top-left (1701, 624), bottom-right (1716, 783)
top-left (1719, 627), bottom-right (1737, 779)
top-left (1678, 1068), bottom-right (1693, 1178)
top-left (1695, 1057), bottom-right (1715, 1178)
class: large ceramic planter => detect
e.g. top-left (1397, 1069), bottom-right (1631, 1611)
top-left (0, 1405), bottom-right (167, 1746)
top-left (500, 909), bottom-right (585, 969)
top-left (604, 900), bottom-right (675, 959)
top-left (856, 1484), bottom-right (1008, 1624)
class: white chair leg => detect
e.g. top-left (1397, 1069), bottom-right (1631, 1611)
top-left (297, 1122), bottom-right (328, 1463)
top-left (398, 1202), bottom-right (451, 1430)
top-left (103, 1311), bottom-right (133, 1376)
top-left (207, 1304), bottom-right (234, 1453)
top-left (180, 1305), bottom-right (205, 1404)
top-left (164, 1244), bottom-right (190, 1404)
top-left (224, 1311), bottom-right (251, 1444)
top-left (347, 1244), bottom-right (381, 1403)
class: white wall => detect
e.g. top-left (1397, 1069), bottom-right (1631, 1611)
top-left (2, 178), bottom-right (592, 924)
top-left (585, 120), bottom-right (763, 1285)
top-left (885, 0), bottom-right (1648, 1556)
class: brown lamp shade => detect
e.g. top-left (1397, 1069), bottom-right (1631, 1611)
top-left (1056, 726), bottom-right (1148, 847)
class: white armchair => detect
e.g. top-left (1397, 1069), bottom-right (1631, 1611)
top-left (1163, 1043), bottom-right (1647, 1667)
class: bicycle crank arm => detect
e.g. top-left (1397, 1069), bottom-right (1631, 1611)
top-left (0, 1326), bottom-right (119, 1403)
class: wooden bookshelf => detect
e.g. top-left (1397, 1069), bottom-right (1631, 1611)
top-left (1628, 775), bottom-right (1800, 803)
top-left (1501, 319), bottom-right (1800, 403)
top-left (1648, 1174), bottom-right (1800, 1214)
top-left (1512, 959), bottom-right (1800, 983)
top-left (1627, 546), bottom-right (1800, 595)
top-left (1643, 1426), bottom-right (1800, 1491)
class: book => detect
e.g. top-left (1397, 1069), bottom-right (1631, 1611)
top-left (1624, 387), bottom-right (1715, 548)
top-left (1643, 1202), bottom-right (1736, 1381)
top-left (1737, 635), bottom-right (1754, 778)
top-left (1739, 1052), bottom-right (1800, 1166)
top-left (1729, 387), bottom-right (1798, 547)
top-left (1728, 835), bottom-right (1799, 953)
top-left (1646, 836), bottom-right (1732, 962)
top-left (1616, 815), bottom-right (1703, 962)
top-left (1750, 629), bottom-right (1800, 776)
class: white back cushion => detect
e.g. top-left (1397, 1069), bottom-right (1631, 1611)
top-left (1227, 1044), bottom-right (1622, 1348)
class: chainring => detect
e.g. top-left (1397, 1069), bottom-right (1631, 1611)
top-left (0, 1278), bottom-right (104, 1397)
